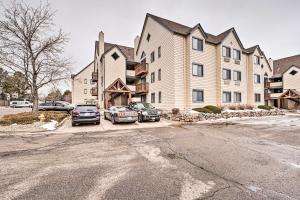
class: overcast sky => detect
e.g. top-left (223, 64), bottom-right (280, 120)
top-left (2, 0), bottom-right (300, 91)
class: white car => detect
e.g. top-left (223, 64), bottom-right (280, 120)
top-left (10, 101), bottom-right (33, 108)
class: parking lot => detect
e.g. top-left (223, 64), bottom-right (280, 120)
top-left (0, 114), bottom-right (300, 200)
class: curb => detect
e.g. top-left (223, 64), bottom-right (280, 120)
top-left (56, 116), bottom-right (71, 128)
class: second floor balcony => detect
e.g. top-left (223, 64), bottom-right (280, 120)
top-left (136, 83), bottom-right (149, 94)
top-left (135, 63), bottom-right (148, 76)
top-left (92, 72), bottom-right (98, 82)
top-left (91, 87), bottom-right (98, 96)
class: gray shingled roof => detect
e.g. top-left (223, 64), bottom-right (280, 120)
top-left (104, 43), bottom-right (134, 62)
top-left (273, 54), bottom-right (300, 75)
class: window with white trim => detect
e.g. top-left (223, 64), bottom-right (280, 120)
top-left (254, 74), bottom-right (261, 84)
top-left (233, 49), bottom-right (241, 60)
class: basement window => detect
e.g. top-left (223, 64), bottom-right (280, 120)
top-left (111, 52), bottom-right (119, 60)
top-left (290, 70), bottom-right (298, 75)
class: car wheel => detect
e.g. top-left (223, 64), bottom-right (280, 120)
top-left (155, 118), bottom-right (161, 122)
top-left (138, 114), bottom-right (143, 123)
top-left (72, 122), bottom-right (76, 127)
top-left (96, 121), bottom-right (100, 125)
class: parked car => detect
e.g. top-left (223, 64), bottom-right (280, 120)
top-left (10, 101), bottom-right (33, 108)
top-left (38, 101), bottom-right (74, 113)
top-left (128, 102), bottom-right (161, 122)
top-left (72, 104), bottom-right (100, 126)
top-left (104, 106), bottom-right (138, 124)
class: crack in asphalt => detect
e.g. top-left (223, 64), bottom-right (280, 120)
top-left (197, 184), bottom-right (231, 200)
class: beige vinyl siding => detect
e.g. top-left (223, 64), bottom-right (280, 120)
top-left (136, 17), bottom-right (175, 110)
top-left (72, 62), bottom-right (97, 105)
top-left (104, 47), bottom-right (126, 87)
top-left (173, 34), bottom-right (186, 109)
top-left (187, 29), bottom-right (217, 108)
top-left (219, 32), bottom-right (248, 105)
top-left (283, 66), bottom-right (300, 91)
top-left (252, 49), bottom-right (265, 106)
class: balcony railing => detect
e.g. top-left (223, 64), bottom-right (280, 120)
top-left (91, 87), bottom-right (98, 96)
top-left (136, 83), bottom-right (149, 94)
top-left (135, 63), bottom-right (148, 76)
top-left (92, 72), bottom-right (98, 82)
top-left (265, 82), bottom-right (283, 88)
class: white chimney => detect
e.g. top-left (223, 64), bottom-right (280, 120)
top-left (134, 35), bottom-right (140, 61)
top-left (98, 31), bottom-right (105, 57)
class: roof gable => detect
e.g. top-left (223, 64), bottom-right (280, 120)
top-left (71, 61), bottom-right (94, 79)
top-left (273, 54), bottom-right (300, 75)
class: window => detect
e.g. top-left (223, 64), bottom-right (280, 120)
top-left (147, 33), bottom-right (151, 41)
top-left (150, 51), bottom-right (155, 63)
top-left (158, 69), bottom-right (161, 81)
top-left (290, 70), bottom-right (298, 75)
top-left (234, 92), bottom-right (242, 103)
top-left (141, 51), bottom-right (146, 59)
top-left (222, 46), bottom-right (231, 58)
top-left (254, 55), bottom-right (260, 65)
top-left (233, 71), bottom-right (241, 81)
top-left (158, 91), bottom-right (162, 103)
top-left (192, 37), bottom-right (203, 51)
top-left (158, 46), bottom-right (161, 58)
top-left (255, 93), bottom-right (261, 102)
top-left (222, 69), bottom-right (231, 80)
top-left (84, 89), bottom-right (87, 94)
top-left (151, 93), bottom-right (155, 103)
top-left (111, 52), bottom-right (119, 60)
top-left (90, 79), bottom-right (94, 85)
top-left (233, 49), bottom-right (241, 60)
top-left (192, 89), bottom-right (204, 103)
top-left (192, 63), bottom-right (203, 77)
top-left (84, 79), bottom-right (87, 84)
top-left (223, 91), bottom-right (232, 103)
top-left (151, 72), bottom-right (155, 83)
top-left (254, 74), bottom-right (261, 84)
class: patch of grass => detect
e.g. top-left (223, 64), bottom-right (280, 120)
top-left (0, 111), bottom-right (69, 126)
top-left (258, 105), bottom-right (273, 110)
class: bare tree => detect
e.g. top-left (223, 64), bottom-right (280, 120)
top-left (0, 1), bottom-right (71, 112)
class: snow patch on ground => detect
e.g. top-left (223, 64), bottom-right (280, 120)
top-left (41, 120), bottom-right (58, 131)
top-left (180, 173), bottom-right (215, 200)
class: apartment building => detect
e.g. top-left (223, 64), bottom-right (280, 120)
top-left (71, 61), bottom-right (98, 105)
top-left (74, 13), bottom-right (273, 110)
top-left (132, 14), bottom-right (272, 110)
top-left (266, 54), bottom-right (300, 109)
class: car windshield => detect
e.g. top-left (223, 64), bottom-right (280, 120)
top-left (136, 103), bottom-right (154, 109)
top-left (76, 105), bottom-right (97, 112)
top-left (116, 107), bottom-right (130, 112)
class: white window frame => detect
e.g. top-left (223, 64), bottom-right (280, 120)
top-left (222, 68), bottom-right (231, 80)
top-left (233, 49), bottom-right (241, 60)
top-left (223, 91), bottom-right (232, 103)
top-left (233, 70), bottom-right (241, 81)
top-left (234, 92), bottom-right (242, 103)
top-left (222, 46), bottom-right (231, 58)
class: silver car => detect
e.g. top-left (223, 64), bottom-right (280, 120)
top-left (104, 106), bottom-right (138, 124)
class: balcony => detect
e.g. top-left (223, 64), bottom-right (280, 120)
top-left (268, 93), bottom-right (283, 99)
top-left (127, 85), bottom-right (136, 92)
top-left (91, 87), bottom-right (98, 96)
top-left (126, 70), bottom-right (136, 77)
top-left (136, 83), bottom-right (149, 94)
top-left (92, 72), bottom-right (98, 82)
top-left (135, 63), bottom-right (148, 76)
top-left (265, 81), bottom-right (283, 88)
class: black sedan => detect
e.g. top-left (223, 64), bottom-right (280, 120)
top-left (71, 104), bottom-right (100, 126)
top-left (104, 106), bottom-right (138, 124)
